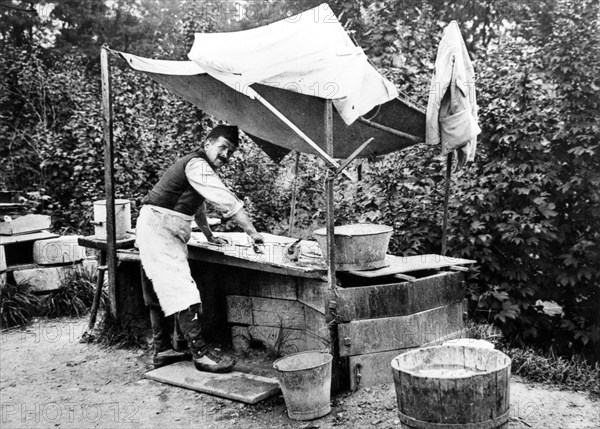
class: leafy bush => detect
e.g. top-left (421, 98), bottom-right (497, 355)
top-left (1, 0), bottom-right (598, 360)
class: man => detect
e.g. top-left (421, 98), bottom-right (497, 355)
top-left (136, 124), bottom-right (265, 373)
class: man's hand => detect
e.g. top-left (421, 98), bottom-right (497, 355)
top-left (250, 233), bottom-right (264, 245)
top-left (250, 233), bottom-right (265, 254)
top-left (208, 235), bottom-right (230, 246)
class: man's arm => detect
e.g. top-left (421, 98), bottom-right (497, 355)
top-left (186, 158), bottom-right (264, 244)
top-left (231, 210), bottom-right (264, 245)
top-left (194, 203), bottom-right (213, 240)
top-left (194, 203), bottom-right (229, 245)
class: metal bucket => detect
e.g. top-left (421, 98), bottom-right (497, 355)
top-left (93, 199), bottom-right (131, 240)
top-left (273, 351), bottom-right (333, 420)
top-left (313, 223), bottom-right (393, 271)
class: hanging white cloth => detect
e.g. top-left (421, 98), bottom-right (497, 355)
top-left (426, 21), bottom-right (481, 165)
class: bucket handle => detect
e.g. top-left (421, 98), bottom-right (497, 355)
top-left (273, 349), bottom-right (331, 372)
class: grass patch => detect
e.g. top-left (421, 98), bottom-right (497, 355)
top-left (1, 267), bottom-right (104, 328)
top-left (41, 267), bottom-right (100, 318)
top-left (0, 281), bottom-right (41, 329)
top-left (82, 311), bottom-right (149, 350)
top-left (501, 345), bottom-right (600, 398)
top-left (468, 320), bottom-right (600, 398)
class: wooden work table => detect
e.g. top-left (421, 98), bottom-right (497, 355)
top-left (186, 232), bottom-right (327, 279)
top-left (110, 230), bottom-right (475, 391)
top-left (183, 231), bottom-right (475, 391)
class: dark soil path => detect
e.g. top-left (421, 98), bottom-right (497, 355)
top-left (1, 317), bottom-right (598, 428)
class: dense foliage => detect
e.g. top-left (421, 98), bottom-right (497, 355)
top-left (1, 0), bottom-right (598, 360)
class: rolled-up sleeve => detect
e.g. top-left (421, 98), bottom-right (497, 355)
top-left (185, 158), bottom-right (244, 218)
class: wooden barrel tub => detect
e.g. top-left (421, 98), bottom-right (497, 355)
top-left (391, 345), bottom-right (511, 428)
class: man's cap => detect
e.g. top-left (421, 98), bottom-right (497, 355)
top-left (207, 125), bottom-right (239, 147)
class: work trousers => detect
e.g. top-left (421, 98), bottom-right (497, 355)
top-left (140, 266), bottom-right (206, 355)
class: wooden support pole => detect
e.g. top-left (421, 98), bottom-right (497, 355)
top-left (253, 91), bottom-right (339, 168)
top-left (357, 117), bottom-right (423, 143)
top-left (336, 137), bottom-right (374, 176)
top-left (441, 151), bottom-right (453, 256)
top-left (288, 151), bottom-right (300, 236)
top-left (252, 90), bottom-right (352, 181)
top-left (325, 100), bottom-right (336, 290)
top-left (100, 45), bottom-right (119, 321)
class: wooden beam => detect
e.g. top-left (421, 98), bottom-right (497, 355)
top-left (252, 90), bottom-right (352, 181)
top-left (357, 117), bottom-right (423, 143)
top-left (101, 45), bottom-right (118, 320)
top-left (325, 100), bottom-right (336, 290)
top-left (288, 151), bottom-right (300, 236)
top-left (253, 91), bottom-right (338, 168)
top-left (335, 137), bottom-right (374, 176)
top-left (337, 300), bottom-right (465, 357)
top-left (441, 151), bottom-right (453, 256)
top-left (334, 272), bottom-right (464, 322)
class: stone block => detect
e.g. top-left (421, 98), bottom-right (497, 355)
top-left (248, 325), bottom-right (306, 355)
top-left (82, 257), bottom-right (98, 275)
top-left (226, 295), bottom-right (253, 324)
top-left (12, 264), bottom-right (82, 292)
top-left (251, 297), bottom-right (305, 329)
top-left (145, 362), bottom-right (280, 404)
top-left (0, 214), bottom-right (51, 235)
top-left (33, 235), bottom-right (85, 265)
top-left (0, 245), bottom-right (5, 272)
top-left (231, 325), bottom-right (251, 352)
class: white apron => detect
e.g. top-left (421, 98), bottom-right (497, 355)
top-left (136, 205), bottom-right (201, 316)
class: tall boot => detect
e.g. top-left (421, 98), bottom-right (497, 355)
top-left (141, 267), bottom-right (189, 368)
top-left (149, 306), bottom-right (190, 368)
top-left (172, 319), bottom-right (189, 352)
top-left (176, 304), bottom-right (236, 373)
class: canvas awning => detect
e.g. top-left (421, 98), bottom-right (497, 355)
top-left (118, 3), bottom-right (425, 163)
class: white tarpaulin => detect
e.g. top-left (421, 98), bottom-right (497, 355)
top-left (187, 3), bottom-right (398, 125)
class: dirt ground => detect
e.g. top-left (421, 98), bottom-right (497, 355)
top-left (1, 316), bottom-right (598, 429)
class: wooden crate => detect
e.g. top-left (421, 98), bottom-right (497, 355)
top-left (335, 272), bottom-right (467, 389)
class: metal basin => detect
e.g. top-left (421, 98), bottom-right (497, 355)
top-left (313, 223), bottom-right (393, 271)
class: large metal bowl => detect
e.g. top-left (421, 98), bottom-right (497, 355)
top-left (313, 223), bottom-right (393, 271)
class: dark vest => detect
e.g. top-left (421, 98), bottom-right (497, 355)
top-left (142, 151), bottom-right (209, 216)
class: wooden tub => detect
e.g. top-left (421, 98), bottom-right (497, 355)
top-left (391, 345), bottom-right (511, 428)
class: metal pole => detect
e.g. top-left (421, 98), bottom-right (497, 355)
top-left (441, 151), bottom-right (453, 256)
top-left (101, 45), bottom-right (119, 320)
top-left (325, 100), bottom-right (336, 289)
top-left (289, 151), bottom-right (300, 236)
